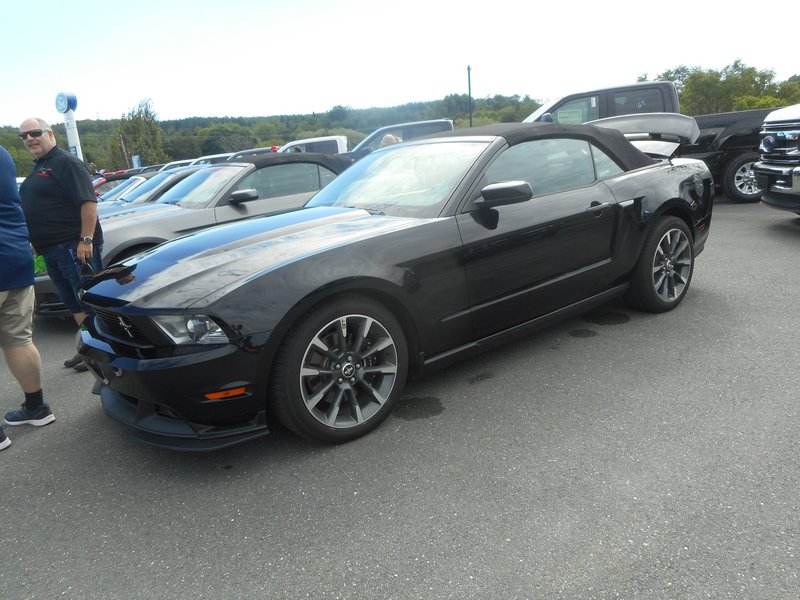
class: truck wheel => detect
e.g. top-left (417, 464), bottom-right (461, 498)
top-left (722, 152), bottom-right (761, 203)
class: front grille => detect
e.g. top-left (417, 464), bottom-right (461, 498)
top-left (759, 124), bottom-right (800, 164)
top-left (762, 120), bottom-right (800, 132)
top-left (93, 307), bottom-right (151, 345)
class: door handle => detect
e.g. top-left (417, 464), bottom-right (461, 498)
top-left (586, 201), bottom-right (611, 214)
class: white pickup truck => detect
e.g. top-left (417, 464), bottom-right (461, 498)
top-left (753, 104), bottom-right (800, 213)
top-left (279, 135), bottom-right (349, 154)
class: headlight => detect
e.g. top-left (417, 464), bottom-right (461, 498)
top-left (152, 314), bottom-right (229, 345)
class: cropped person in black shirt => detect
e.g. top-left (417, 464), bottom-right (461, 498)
top-left (18, 117), bottom-right (103, 372)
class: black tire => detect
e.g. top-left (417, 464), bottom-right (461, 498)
top-left (270, 295), bottom-right (408, 443)
top-left (722, 151), bottom-right (761, 203)
top-left (625, 217), bottom-right (694, 313)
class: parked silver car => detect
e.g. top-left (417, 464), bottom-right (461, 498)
top-left (97, 165), bottom-right (209, 216)
top-left (33, 152), bottom-right (353, 317)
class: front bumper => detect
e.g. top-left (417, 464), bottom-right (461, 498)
top-left (80, 326), bottom-right (270, 451)
top-left (755, 162), bottom-right (800, 211)
top-left (98, 384), bottom-right (269, 451)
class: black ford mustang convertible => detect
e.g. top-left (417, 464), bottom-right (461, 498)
top-left (79, 118), bottom-right (713, 450)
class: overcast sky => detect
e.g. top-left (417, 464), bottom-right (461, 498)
top-left (2, 0), bottom-right (796, 128)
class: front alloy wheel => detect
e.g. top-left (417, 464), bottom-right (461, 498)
top-left (271, 296), bottom-right (408, 443)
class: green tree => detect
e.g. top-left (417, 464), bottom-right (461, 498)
top-left (777, 79), bottom-right (800, 105)
top-left (681, 70), bottom-right (731, 114)
top-left (253, 121), bottom-right (279, 145)
top-left (108, 99), bottom-right (169, 169)
top-left (327, 105), bottom-right (350, 127)
top-left (733, 96), bottom-right (785, 110)
top-left (656, 60), bottom-right (782, 114)
top-left (442, 94), bottom-right (471, 120)
top-left (197, 123), bottom-right (258, 154)
top-left (647, 65), bottom-right (696, 95)
top-left (720, 60), bottom-right (778, 98)
top-left (6, 144), bottom-right (34, 176)
top-left (162, 129), bottom-right (204, 161)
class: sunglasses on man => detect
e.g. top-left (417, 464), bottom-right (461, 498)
top-left (19, 129), bottom-right (49, 140)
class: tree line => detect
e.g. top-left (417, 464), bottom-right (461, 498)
top-left (3, 61), bottom-right (798, 176)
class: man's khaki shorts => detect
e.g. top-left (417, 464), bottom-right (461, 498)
top-left (0, 286), bottom-right (34, 347)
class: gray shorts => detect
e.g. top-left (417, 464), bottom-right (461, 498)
top-left (0, 286), bottom-right (34, 347)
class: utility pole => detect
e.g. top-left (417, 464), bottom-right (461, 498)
top-left (119, 134), bottom-right (130, 168)
top-left (467, 66), bottom-right (473, 127)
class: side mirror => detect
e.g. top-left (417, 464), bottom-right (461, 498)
top-left (473, 181), bottom-right (533, 209)
top-left (228, 189), bottom-right (259, 205)
top-left (538, 113), bottom-right (554, 123)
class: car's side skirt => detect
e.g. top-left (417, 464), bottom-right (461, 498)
top-left (418, 283), bottom-right (629, 376)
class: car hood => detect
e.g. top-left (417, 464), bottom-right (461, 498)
top-left (763, 103), bottom-right (800, 123)
top-left (99, 203), bottom-right (185, 229)
top-left (84, 206), bottom-right (426, 310)
top-left (98, 201), bottom-right (164, 216)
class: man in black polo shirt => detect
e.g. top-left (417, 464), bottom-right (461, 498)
top-left (18, 117), bottom-right (103, 372)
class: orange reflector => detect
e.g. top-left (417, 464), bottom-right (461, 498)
top-left (204, 386), bottom-right (247, 400)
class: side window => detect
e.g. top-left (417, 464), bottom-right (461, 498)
top-left (591, 145), bottom-right (624, 179)
top-left (404, 122), bottom-right (452, 140)
top-left (306, 141), bottom-right (338, 153)
top-left (612, 88), bottom-right (666, 116)
top-left (235, 163), bottom-right (324, 199)
top-left (485, 139), bottom-right (597, 197)
top-left (552, 96), bottom-right (600, 124)
top-left (319, 167), bottom-right (338, 187)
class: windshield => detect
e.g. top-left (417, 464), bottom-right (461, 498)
top-left (306, 140), bottom-right (487, 218)
top-left (522, 100), bottom-right (562, 123)
top-left (156, 165), bottom-right (245, 209)
top-left (119, 171), bottom-right (176, 204)
top-left (99, 177), bottom-right (141, 202)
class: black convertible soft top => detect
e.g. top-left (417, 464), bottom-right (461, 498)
top-left (230, 151), bottom-right (355, 174)
top-left (434, 122), bottom-right (657, 172)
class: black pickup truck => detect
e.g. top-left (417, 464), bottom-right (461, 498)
top-left (523, 81), bottom-right (774, 203)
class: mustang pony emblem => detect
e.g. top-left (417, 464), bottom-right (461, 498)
top-left (117, 316), bottom-right (135, 338)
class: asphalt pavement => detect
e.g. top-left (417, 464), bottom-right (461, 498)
top-left (2, 196), bottom-right (799, 599)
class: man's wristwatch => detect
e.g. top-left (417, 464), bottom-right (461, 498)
top-left (81, 235), bottom-right (93, 244)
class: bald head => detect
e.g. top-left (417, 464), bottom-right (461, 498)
top-left (19, 117), bottom-right (56, 159)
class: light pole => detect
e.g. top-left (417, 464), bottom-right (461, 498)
top-left (55, 92), bottom-right (84, 160)
top-left (467, 66), bottom-right (473, 127)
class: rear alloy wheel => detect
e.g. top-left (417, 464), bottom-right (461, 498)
top-left (626, 217), bottom-right (694, 313)
top-left (271, 296), bottom-right (408, 443)
top-left (722, 151), bottom-right (761, 203)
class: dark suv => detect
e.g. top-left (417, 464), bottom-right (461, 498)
top-left (344, 119), bottom-right (454, 160)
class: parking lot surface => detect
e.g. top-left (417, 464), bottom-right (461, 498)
top-left (2, 197), bottom-right (799, 599)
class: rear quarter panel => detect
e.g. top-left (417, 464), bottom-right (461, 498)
top-left (602, 159), bottom-right (713, 281)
